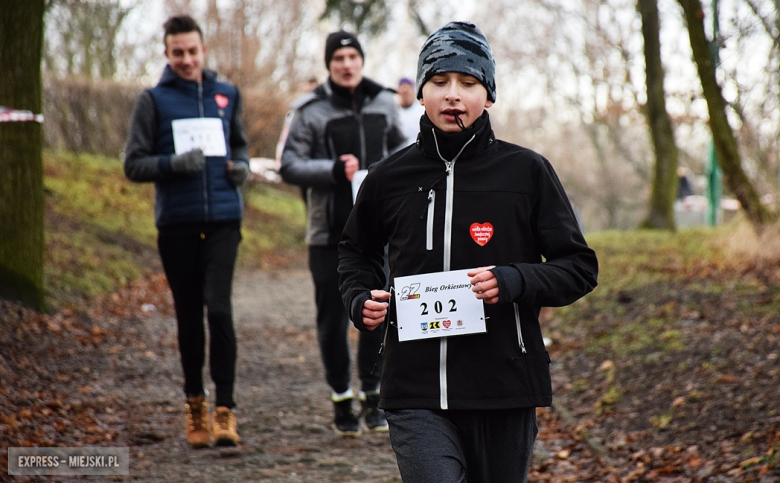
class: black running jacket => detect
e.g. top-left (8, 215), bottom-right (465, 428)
top-left (338, 112), bottom-right (598, 411)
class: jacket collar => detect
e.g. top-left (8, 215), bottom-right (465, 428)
top-left (418, 111), bottom-right (495, 161)
top-left (313, 76), bottom-right (387, 112)
top-left (157, 65), bottom-right (217, 87)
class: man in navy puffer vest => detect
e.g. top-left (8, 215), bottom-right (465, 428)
top-left (124, 14), bottom-right (249, 449)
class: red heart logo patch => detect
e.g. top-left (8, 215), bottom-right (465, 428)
top-left (470, 222), bottom-right (493, 246)
top-left (215, 94), bottom-right (229, 108)
top-left (443, 320), bottom-right (451, 328)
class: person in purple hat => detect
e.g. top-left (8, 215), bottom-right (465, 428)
top-left (396, 77), bottom-right (426, 146)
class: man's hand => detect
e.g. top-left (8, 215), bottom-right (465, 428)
top-left (362, 289), bottom-right (391, 331)
top-left (226, 160), bottom-right (249, 187)
top-left (468, 266), bottom-right (499, 304)
top-left (340, 154), bottom-right (360, 182)
top-left (170, 148), bottom-right (205, 174)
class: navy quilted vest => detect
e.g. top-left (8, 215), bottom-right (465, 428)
top-left (148, 66), bottom-right (243, 227)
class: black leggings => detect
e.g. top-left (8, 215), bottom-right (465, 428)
top-left (309, 245), bottom-right (382, 394)
top-left (158, 222), bottom-right (241, 408)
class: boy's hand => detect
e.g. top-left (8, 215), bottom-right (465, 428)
top-left (468, 266), bottom-right (499, 304)
top-left (362, 289), bottom-right (391, 330)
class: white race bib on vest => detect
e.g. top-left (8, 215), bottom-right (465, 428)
top-left (172, 118), bottom-right (227, 156)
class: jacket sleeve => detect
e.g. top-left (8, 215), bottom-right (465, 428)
top-left (278, 106), bottom-right (338, 188)
top-left (509, 157), bottom-right (598, 307)
top-left (123, 90), bottom-right (174, 182)
top-left (229, 89), bottom-right (250, 165)
top-left (338, 168), bottom-right (388, 331)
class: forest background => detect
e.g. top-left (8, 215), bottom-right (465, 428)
top-left (38, 0), bottom-right (780, 232)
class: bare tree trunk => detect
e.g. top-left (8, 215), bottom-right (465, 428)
top-left (678, 0), bottom-right (775, 228)
top-left (44, 0), bottom-right (132, 80)
top-left (638, 0), bottom-right (679, 230)
top-left (0, 0), bottom-right (46, 310)
top-left (583, 124), bottom-right (621, 229)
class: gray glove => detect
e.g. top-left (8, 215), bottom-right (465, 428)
top-left (227, 161), bottom-right (250, 187)
top-left (170, 148), bottom-right (205, 174)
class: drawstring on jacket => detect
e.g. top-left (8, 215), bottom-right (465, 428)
top-left (431, 128), bottom-right (476, 166)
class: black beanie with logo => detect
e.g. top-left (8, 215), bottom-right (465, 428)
top-left (324, 31), bottom-right (364, 68)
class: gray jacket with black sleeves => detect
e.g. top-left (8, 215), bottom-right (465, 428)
top-left (279, 77), bottom-right (406, 246)
top-left (338, 112), bottom-right (598, 411)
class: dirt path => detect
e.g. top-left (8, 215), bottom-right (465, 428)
top-left (6, 264), bottom-right (779, 481)
top-left (106, 268), bottom-right (401, 482)
top-left (1, 268), bottom-right (585, 482)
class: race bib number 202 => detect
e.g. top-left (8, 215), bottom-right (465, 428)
top-left (394, 269), bottom-right (486, 342)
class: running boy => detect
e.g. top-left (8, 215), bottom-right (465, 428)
top-left (338, 21), bottom-right (598, 482)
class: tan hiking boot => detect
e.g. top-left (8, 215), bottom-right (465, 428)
top-left (185, 395), bottom-right (211, 448)
top-left (212, 406), bottom-right (240, 446)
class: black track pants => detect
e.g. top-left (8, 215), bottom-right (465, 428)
top-left (309, 245), bottom-right (382, 394)
top-left (158, 222), bottom-right (240, 408)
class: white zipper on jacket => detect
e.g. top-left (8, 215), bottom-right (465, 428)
top-left (431, 128), bottom-right (476, 410)
top-left (513, 303), bottom-right (527, 354)
top-left (426, 189), bottom-right (435, 250)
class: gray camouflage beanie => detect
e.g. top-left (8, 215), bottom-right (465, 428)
top-left (416, 21), bottom-right (496, 102)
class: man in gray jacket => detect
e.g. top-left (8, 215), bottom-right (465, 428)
top-left (280, 30), bottom-right (405, 436)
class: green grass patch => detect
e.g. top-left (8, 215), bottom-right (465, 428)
top-left (584, 228), bottom-right (727, 293)
top-left (44, 150), bottom-right (158, 245)
top-left (595, 385), bottom-right (624, 414)
top-left (555, 227), bottom-right (756, 358)
top-left (45, 229), bottom-right (145, 307)
top-left (585, 318), bottom-right (681, 358)
top-left (239, 183), bottom-right (306, 266)
top-left (650, 410), bottom-right (674, 429)
top-left (43, 150), bottom-right (306, 305)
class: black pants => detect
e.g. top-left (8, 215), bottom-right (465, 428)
top-left (386, 408), bottom-right (538, 483)
top-left (308, 245), bottom-right (382, 394)
top-left (158, 222), bottom-right (241, 408)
